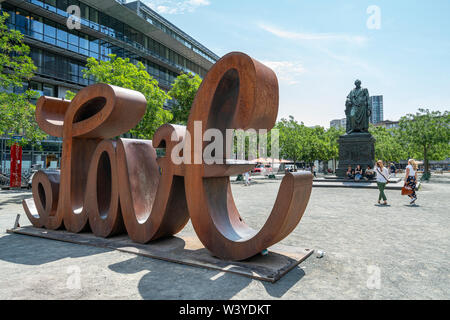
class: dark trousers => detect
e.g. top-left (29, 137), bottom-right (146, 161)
top-left (377, 182), bottom-right (387, 201)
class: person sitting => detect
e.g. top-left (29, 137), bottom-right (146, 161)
top-left (354, 165), bottom-right (363, 181)
top-left (390, 163), bottom-right (397, 177)
top-left (346, 166), bottom-right (354, 180)
top-left (364, 165), bottom-right (375, 180)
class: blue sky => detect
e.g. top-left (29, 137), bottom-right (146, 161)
top-left (142, 0), bottom-right (450, 128)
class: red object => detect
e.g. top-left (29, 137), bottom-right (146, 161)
top-left (401, 186), bottom-right (414, 196)
top-left (10, 143), bottom-right (22, 188)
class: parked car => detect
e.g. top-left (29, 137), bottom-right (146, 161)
top-left (252, 164), bottom-right (273, 175)
top-left (264, 164), bottom-right (273, 175)
top-left (252, 164), bottom-right (265, 174)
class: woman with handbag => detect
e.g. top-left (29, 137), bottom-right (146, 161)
top-left (404, 159), bottom-right (418, 204)
top-left (375, 160), bottom-right (390, 205)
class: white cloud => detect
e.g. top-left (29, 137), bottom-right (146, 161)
top-left (142, 0), bottom-right (211, 14)
top-left (261, 60), bottom-right (306, 85)
top-left (259, 23), bottom-right (367, 45)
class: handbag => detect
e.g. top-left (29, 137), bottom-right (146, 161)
top-left (401, 186), bottom-right (414, 196)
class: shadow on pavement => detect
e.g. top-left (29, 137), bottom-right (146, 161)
top-left (109, 255), bottom-right (306, 300)
top-left (0, 192), bottom-right (31, 210)
top-left (262, 266), bottom-right (305, 298)
top-left (109, 256), bottom-right (251, 300)
top-left (0, 233), bottom-right (110, 265)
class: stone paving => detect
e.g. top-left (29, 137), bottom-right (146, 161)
top-left (0, 173), bottom-right (449, 300)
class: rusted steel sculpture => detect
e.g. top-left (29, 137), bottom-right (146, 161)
top-left (184, 52), bottom-right (313, 260)
top-left (23, 52), bottom-right (313, 261)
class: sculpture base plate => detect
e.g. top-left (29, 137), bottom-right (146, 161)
top-left (6, 226), bottom-right (313, 283)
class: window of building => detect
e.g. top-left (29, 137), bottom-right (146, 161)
top-left (89, 7), bottom-right (98, 24)
top-left (43, 19), bottom-right (56, 45)
top-left (14, 9), bottom-right (29, 35)
top-left (56, 27), bottom-right (68, 49)
top-left (79, 2), bottom-right (89, 25)
top-left (79, 35), bottom-right (89, 55)
top-left (43, 84), bottom-right (55, 97)
top-left (68, 31), bottom-right (78, 52)
top-left (30, 15), bottom-right (44, 40)
top-left (68, 62), bottom-right (79, 83)
top-left (30, 49), bottom-right (42, 72)
top-left (44, 0), bottom-right (57, 13)
top-left (56, 0), bottom-right (69, 17)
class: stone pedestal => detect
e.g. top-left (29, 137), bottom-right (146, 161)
top-left (336, 133), bottom-right (375, 178)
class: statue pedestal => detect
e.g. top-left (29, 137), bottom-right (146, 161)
top-left (336, 133), bottom-right (375, 178)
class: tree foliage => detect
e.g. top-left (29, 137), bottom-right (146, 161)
top-left (302, 126), bottom-right (329, 165)
top-left (324, 126), bottom-right (345, 161)
top-left (0, 12), bottom-right (46, 145)
top-left (276, 116), bottom-right (345, 166)
top-left (276, 116), bottom-right (306, 164)
top-left (67, 54), bottom-right (172, 139)
top-left (397, 108), bottom-right (450, 173)
top-left (369, 125), bottom-right (407, 162)
top-left (168, 72), bottom-right (202, 125)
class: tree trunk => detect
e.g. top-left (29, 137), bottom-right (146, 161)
top-left (424, 145), bottom-right (429, 175)
top-left (323, 161), bottom-right (328, 174)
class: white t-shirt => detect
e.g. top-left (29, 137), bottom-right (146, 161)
top-left (376, 167), bottom-right (390, 183)
top-left (406, 165), bottom-right (416, 177)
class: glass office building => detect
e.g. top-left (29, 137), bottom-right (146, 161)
top-left (370, 95), bottom-right (384, 125)
top-left (0, 0), bottom-right (219, 177)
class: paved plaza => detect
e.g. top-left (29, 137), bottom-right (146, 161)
top-left (0, 173), bottom-right (449, 300)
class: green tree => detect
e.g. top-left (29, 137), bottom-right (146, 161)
top-left (369, 125), bottom-right (407, 162)
top-left (302, 126), bottom-right (329, 167)
top-left (397, 108), bottom-right (450, 175)
top-left (67, 54), bottom-right (172, 139)
top-left (168, 72), bottom-right (202, 125)
top-left (276, 116), bottom-right (307, 165)
top-left (324, 126), bottom-right (345, 171)
top-left (0, 12), bottom-right (45, 145)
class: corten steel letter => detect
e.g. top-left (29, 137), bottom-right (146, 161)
top-left (184, 52), bottom-right (313, 261)
top-left (23, 84), bottom-right (147, 231)
top-left (116, 124), bottom-right (190, 243)
top-left (23, 171), bottom-right (60, 228)
top-left (85, 140), bottom-right (123, 238)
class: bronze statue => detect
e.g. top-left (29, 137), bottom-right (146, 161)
top-left (345, 80), bottom-right (371, 134)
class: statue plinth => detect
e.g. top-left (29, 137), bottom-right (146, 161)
top-left (336, 132), bottom-right (375, 178)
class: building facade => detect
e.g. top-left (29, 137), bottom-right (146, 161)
top-left (370, 95), bottom-right (384, 124)
top-left (330, 118), bottom-right (347, 130)
top-left (373, 120), bottom-right (399, 130)
top-left (0, 0), bottom-right (219, 176)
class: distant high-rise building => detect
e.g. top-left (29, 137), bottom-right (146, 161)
top-left (330, 118), bottom-right (347, 130)
top-left (370, 95), bottom-right (384, 124)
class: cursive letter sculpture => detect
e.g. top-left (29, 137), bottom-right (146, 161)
top-left (23, 52), bottom-right (313, 261)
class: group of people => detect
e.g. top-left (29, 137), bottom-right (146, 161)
top-left (375, 159), bottom-right (419, 206)
top-left (346, 165), bottom-right (376, 181)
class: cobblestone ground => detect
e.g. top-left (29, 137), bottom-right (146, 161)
top-left (0, 173), bottom-right (449, 300)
